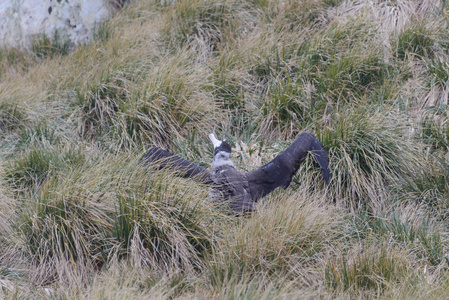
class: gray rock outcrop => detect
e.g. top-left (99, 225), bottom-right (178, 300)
top-left (0, 0), bottom-right (114, 49)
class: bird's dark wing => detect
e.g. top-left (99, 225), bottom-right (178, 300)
top-left (246, 132), bottom-right (330, 201)
top-left (142, 147), bottom-right (213, 184)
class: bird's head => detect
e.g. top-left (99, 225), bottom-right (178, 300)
top-left (209, 133), bottom-right (233, 169)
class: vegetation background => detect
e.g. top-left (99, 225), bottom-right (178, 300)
top-left (1, 0), bottom-right (449, 298)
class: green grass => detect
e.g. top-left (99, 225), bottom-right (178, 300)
top-left (16, 122), bottom-right (60, 148)
top-left (163, 0), bottom-right (255, 51)
top-left (317, 107), bottom-right (421, 206)
top-left (0, 47), bottom-right (32, 79)
top-left (1, 0), bottom-right (449, 297)
top-left (394, 23), bottom-right (436, 60)
top-left (31, 31), bottom-right (71, 59)
top-left (0, 103), bottom-right (26, 135)
top-left (419, 106), bottom-right (449, 152)
top-left (325, 243), bottom-right (411, 293)
top-left (210, 190), bottom-right (339, 283)
top-left (352, 207), bottom-right (447, 266)
top-left (426, 58), bottom-right (449, 88)
top-left (14, 155), bottom-right (228, 283)
top-left (399, 157), bottom-right (449, 219)
top-left (5, 146), bottom-right (85, 191)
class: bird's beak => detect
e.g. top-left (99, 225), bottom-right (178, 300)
top-left (209, 133), bottom-right (222, 148)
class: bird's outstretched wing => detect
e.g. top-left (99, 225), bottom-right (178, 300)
top-left (246, 132), bottom-right (330, 201)
top-left (142, 147), bottom-right (213, 184)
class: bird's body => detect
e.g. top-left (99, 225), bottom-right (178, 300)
top-left (210, 165), bottom-right (255, 212)
top-left (143, 132), bottom-right (330, 213)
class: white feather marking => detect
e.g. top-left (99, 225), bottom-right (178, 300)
top-left (212, 150), bottom-right (234, 170)
top-left (209, 133), bottom-right (222, 148)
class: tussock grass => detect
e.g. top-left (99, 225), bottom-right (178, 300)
top-left (352, 204), bottom-right (448, 266)
top-left (14, 154), bottom-right (228, 284)
top-left (383, 272), bottom-right (449, 300)
top-left (1, 0), bottom-right (449, 297)
top-left (426, 58), bottom-right (449, 88)
top-left (31, 32), bottom-right (71, 59)
top-left (210, 188), bottom-right (340, 284)
top-left (0, 47), bottom-right (33, 80)
top-left (110, 53), bottom-right (217, 148)
top-left (5, 144), bottom-right (86, 191)
top-left (394, 23), bottom-right (437, 60)
top-left (400, 157), bottom-right (449, 219)
top-left (258, 0), bottom-right (340, 30)
top-left (163, 0), bottom-right (257, 51)
top-left (317, 107), bottom-right (421, 207)
top-left (419, 106), bottom-right (449, 152)
top-left (15, 122), bottom-right (61, 148)
top-left (325, 243), bottom-right (412, 294)
top-left (0, 103), bottom-right (27, 135)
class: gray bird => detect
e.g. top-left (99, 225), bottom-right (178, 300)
top-left (143, 132), bottom-right (330, 213)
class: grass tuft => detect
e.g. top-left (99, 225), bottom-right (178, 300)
top-left (15, 155), bottom-right (228, 283)
top-left (317, 107), bottom-right (420, 206)
top-left (210, 189), bottom-right (339, 283)
top-left (418, 106), bottom-right (449, 152)
top-left (325, 243), bottom-right (411, 293)
top-left (163, 0), bottom-right (254, 51)
top-left (399, 158), bottom-right (449, 219)
top-left (4, 145), bottom-right (86, 191)
top-left (426, 58), bottom-right (449, 88)
top-left (394, 23), bottom-right (435, 60)
top-left (0, 103), bottom-right (27, 135)
top-left (31, 31), bottom-right (71, 59)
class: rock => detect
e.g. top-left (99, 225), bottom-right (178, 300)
top-left (0, 0), bottom-right (114, 49)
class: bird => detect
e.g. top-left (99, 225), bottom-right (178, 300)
top-left (142, 132), bottom-right (330, 213)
